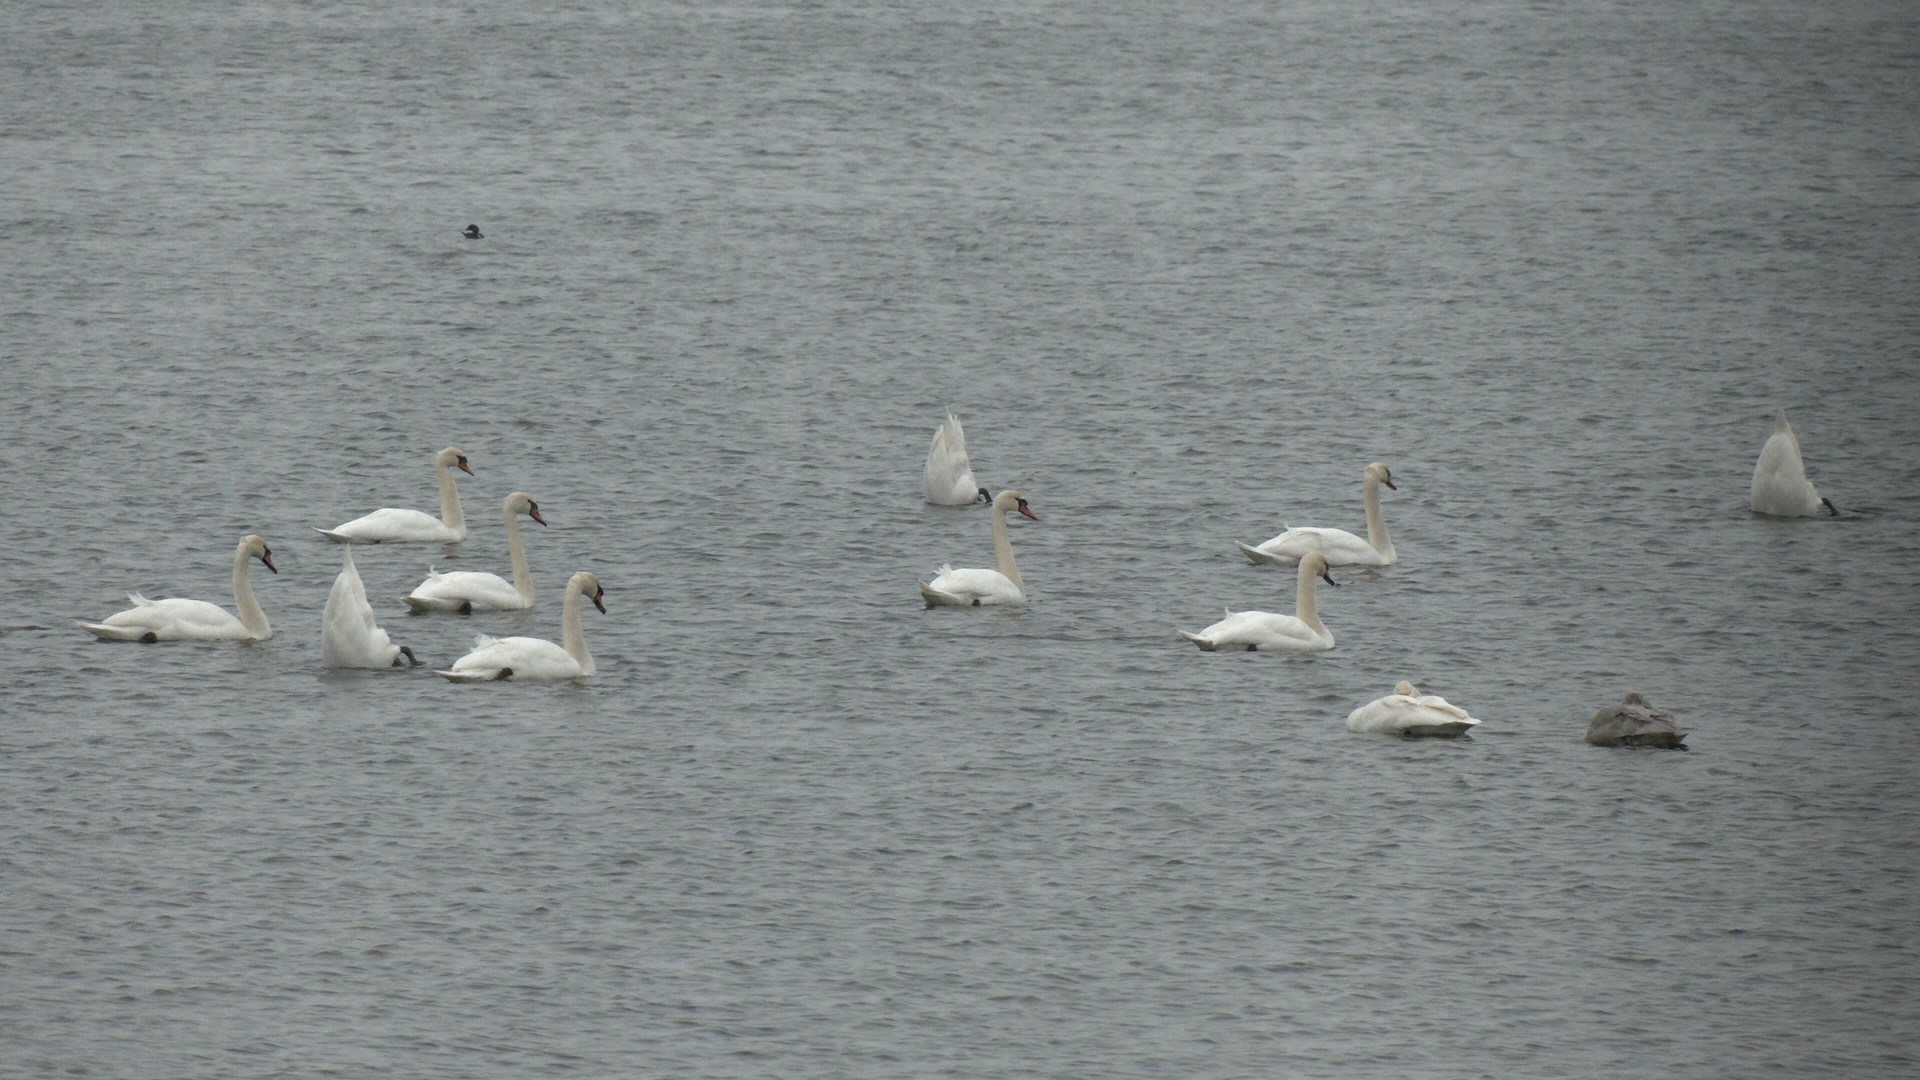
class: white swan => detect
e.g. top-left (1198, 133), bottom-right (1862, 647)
top-left (925, 410), bottom-right (990, 506)
top-left (403, 492), bottom-right (547, 612)
top-left (1750, 409), bottom-right (1836, 517)
top-left (321, 549), bottom-right (417, 668)
top-left (918, 489), bottom-right (1037, 606)
top-left (1346, 681), bottom-right (1481, 736)
top-left (1238, 462), bottom-right (1399, 568)
top-left (437, 571), bottom-right (605, 682)
top-left (1180, 552), bottom-right (1337, 652)
top-left (78, 535), bottom-right (277, 642)
top-left (1585, 692), bottom-right (1688, 749)
top-left (318, 447), bottom-right (474, 543)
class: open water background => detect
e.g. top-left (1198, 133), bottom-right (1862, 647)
top-left (3, 1), bottom-right (1918, 1076)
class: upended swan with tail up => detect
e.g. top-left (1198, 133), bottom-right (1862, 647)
top-left (318, 447), bottom-right (474, 543)
top-left (919, 489), bottom-right (1037, 606)
top-left (925, 410), bottom-right (990, 506)
top-left (322, 549), bottom-right (417, 668)
top-left (1346, 681), bottom-right (1481, 736)
top-left (1238, 462), bottom-right (1398, 568)
top-left (78, 534), bottom-right (277, 642)
top-left (437, 571), bottom-right (605, 682)
top-left (1181, 552), bottom-right (1338, 652)
top-left (1750, 409), bottom-right (1836, 517)
top-left (404, 492), bottom-right (547, 612)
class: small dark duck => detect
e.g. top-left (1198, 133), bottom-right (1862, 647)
top-left (463, 224), bottom-right (484, 239)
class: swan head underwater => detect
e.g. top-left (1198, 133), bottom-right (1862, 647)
top-left (242, 535), bottom-right (278, 574)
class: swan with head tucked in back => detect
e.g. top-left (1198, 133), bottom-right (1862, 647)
top-left (1181, 552), bottom-right (1337, 652)
top-left (322, 549), bottom-right (417, 668)
top-left (919, 489), bottom-right (1037, 606)
top-left (78, 534), bottom-right (277, 642)
top-left (1238, 462), bottom-right (1399, 567)
top-left (1585, 692), bottom-right (1688, 748)
top-left (437, 571), bottom-right (605, 682)
top-left (1750, 409), bottom-right (1837, 517)
top-left (925, 410), bottom-right (991, 506)
top-left (1346, 681), bottom-right (1481, 736)
top-left (318, 447), bottom-right (474, 543)
top-left (403, 492), bottom-right (547, 612)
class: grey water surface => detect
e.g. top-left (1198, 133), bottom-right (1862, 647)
top-left (4, 1), bottom-right (1918, 1076)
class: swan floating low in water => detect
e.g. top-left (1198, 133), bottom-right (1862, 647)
top-left (1181, 552), bottom-right (1337, 653)
top-left (925, 410), bottom-right (990, 506)
top-left (437, 571), bottom-right (605, 682)
top-left (1346, 681), bottom-right (1480, 736)
top-left (919, 489), bottom-right (1037, 606)
top-left (1585, 692), bottom-right (1688, 749)
top-left (318, 447), bottom-right (474, 543)
top-left (404, 492), bottom-right (547, 612)
top-left (1750, 409), bottom-right (1837, 517)
top-left (78, 535), bottom-right (276, 642)
top-left (322, 549), bottom-right (417, 668)
top-left (1239, 462), bottom-right (1399, 568)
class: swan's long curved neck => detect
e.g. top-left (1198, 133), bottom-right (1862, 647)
top-left (232, 545), bottom-right (269, 639)
top-left (503, 505), bottom-right (533, 603)
top-left (1362, 474), bottom-right (1394, 558)
top-left (992, 501), bottom-right (1024, 593)
top-left (436, 457), bottom-right (466, 533)
top-left (1294, 561), bottom-right (1326, 634)
top-left (561, 578), bottom-right (595, 676)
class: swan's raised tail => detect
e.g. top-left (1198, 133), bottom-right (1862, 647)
top-left (76, 621), bottom-right (148, 641)
top-left (315, 527), bottom-right (364, 544)
top-left (1235, 540), bottom-right (1296, 566)
top-left (1179, 630), bottom-right (1219, 651)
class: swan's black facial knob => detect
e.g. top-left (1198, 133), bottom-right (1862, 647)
top-left (1015, 498), bottom-right (1037, 520)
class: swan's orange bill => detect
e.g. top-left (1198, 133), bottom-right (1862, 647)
top-left (1017, 499), bottom-right (1038, 520)
top-left (591, 587), bottom-right (606, 614)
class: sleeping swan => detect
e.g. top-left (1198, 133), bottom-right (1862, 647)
top-left (322, 549), bottom-right (417, 668)
top-left (919, 489), bottom-right (1037, 606)
top-left (78, 534), bottom-right (276, 642)
top-left (1180, 552), bottom-right (1337, 653)
top-left (1585, 692), bottom-right (1688, 749)
top-left (1239, 462), bottom-right (1398, 568)
top-left (1750, 409), bottom-right (1837, 517)
top-left (1346, 681), bottom-right (1481, 736)
top-left (437, 571), bottom-right (605, 682)
top-left (319, 447), bottom-right (474, 543)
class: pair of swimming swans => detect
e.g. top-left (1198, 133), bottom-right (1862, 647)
top-left (319, 447), bottom-right (474, 543)
top-left (1751, 409), bottom-right (1836, 517)
top-left (1238, 462), bottom-right (1398, 568)
top-left (78, 535), bottom-right (278, 641)
top-left (919, 489), bottom-right (1037, 605)
top-left (1181, 552), bottom-right (1338, 652)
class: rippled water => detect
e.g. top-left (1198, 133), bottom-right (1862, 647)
top-left (4, 1), bottom-right (1918, 1076)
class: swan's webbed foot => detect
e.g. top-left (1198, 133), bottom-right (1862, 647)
top-left (972, 598), bottom-right (981, 606)
top-left (1822, 497), bottom-right (1839, 516)
top-left (140, 632), bottom-right (158, 643)
top-left (459, 601), bottom-right (473, 614)
top-left (493, 667), bottom-right (513, 681)
top-left (397, 646), bottom-right (419, 667)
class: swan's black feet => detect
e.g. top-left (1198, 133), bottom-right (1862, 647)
top-left (972, 599), bottom-right (981, 606)
top-left (140, 632), bottom-right (158, 643)
top-left (1247, 645), bottom-right (1257, 651)
top-left (493, 667), bottom-right (513, 681)
top-left (459, 601), bottom-right (473, 614)
top-left (396, 646), bottom-right (419, 667)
